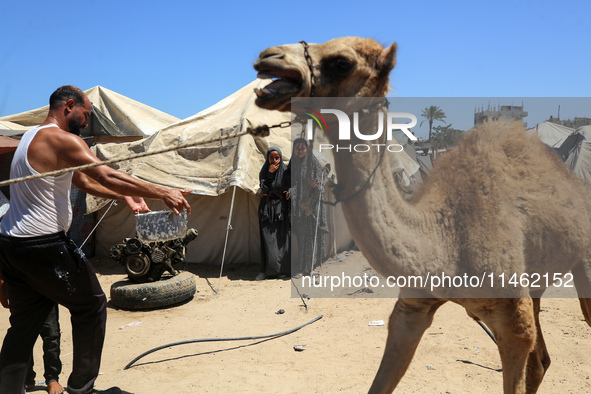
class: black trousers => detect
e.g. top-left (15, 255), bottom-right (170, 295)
top-left (25, 303), bottom-right (61, 386)
top-left (0, 232), bottom-right (107, 394)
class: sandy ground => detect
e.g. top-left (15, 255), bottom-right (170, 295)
top-left (3, 250), bottom-right (591, 393)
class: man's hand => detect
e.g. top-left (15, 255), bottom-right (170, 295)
top-left (162, 189), bottom-right (192, 215)
top-left (124, 196), bottom-right (150, 214)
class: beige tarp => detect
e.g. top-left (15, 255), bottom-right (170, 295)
top-left (0, 120), bottom-right (29, 136)
top-left (91, 80), bottom-right (291, 201)
top-left (0, 86), bottom-right (179, 137)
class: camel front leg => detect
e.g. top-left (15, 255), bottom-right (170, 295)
top-left (368, 297), bottom-right (445, 394)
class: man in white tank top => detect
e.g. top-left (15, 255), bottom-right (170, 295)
top-left (0, 86), bottom-right (191, 394)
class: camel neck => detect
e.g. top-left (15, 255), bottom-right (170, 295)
top-left (325, 110), bottom-right (439, 278)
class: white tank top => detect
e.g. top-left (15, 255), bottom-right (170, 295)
top-left (0, 124), bottom-right (73, 237)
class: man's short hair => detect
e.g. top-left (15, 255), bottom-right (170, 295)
top-left (49, 85), bottom-right (86, 109)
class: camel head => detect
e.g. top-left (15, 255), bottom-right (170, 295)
top-left (253, 37), bottom-right (397, 112)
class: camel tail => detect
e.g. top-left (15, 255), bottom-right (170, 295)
top-left (571, 261), bottom-right (591, 326)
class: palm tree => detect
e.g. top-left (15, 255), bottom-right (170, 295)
top-left (420, 106), bottom-right (447, 141)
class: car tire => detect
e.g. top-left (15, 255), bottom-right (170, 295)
top-left (110, 271), bottom-right (196, 310)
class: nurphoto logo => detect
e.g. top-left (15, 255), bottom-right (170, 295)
top-left (304, 108), bottom-right (417, 142)
top-left (294, 98), bottom-right (418, 154)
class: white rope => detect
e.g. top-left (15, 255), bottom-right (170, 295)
top-left (217, 185), bottom-right (237, 292)
top-left (0, 124), bottom-right (277, 188)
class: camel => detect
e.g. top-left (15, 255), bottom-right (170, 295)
top-left (253, 37), bottom-right (591, 393)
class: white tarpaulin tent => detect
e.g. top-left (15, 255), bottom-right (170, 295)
top-left (564, 126), bottom-right (591, 186)
top-left (91, 80), bottom-right (292, 198)
top-left (527, 121), bottom-right (575, 148)
top-left (524, 121), bottom-right (591, 189)
top-left (90, 80), bottom-right (425, 265)
top-left (0, 86), bottom-right (180, 137)
top-left (577, 125), bottom-right (591, 139)
top-left (89, 80), bottom-right (369, 264)
top-left (566, 140), bottom-right (591, 185)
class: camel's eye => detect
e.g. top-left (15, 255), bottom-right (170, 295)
top-left (323, 57), bottom-right (355, 77)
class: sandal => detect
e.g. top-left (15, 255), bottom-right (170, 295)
top-left (255, 272), bottom-right (267, 281)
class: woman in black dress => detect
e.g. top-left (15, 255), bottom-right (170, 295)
top-left (257, 147), bottom-right (290, 280)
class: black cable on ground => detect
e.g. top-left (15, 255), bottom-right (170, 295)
top-left (124, 314), bottom-right (323, 370)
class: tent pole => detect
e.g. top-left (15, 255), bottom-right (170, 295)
top-left (218, 185), bottom-right (237, 292)
top-left (332, 205), bottom-right (337, 258)
top-left (311, 171), bottom-right (325, 273)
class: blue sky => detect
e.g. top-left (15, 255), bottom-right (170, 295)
top-left (1, 1), bottom-right (589, 138)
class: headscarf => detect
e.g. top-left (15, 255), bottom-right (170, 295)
top-left (259, 147), bottom-right (289, 222)
top-left (259, 147), bottom-right (287, 190)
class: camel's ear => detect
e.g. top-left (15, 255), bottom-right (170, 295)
top-left (381, 43), bottom-right (397, 73)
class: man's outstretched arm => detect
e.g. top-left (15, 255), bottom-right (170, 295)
top-left (56, 133), bottom-right (191, 215)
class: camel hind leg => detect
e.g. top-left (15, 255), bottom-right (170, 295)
top-left (525, 297), bottom-right (551, 393)
top-left (368, 297), bottom-right (446, 394)
top-left (571, 260), bottom-right (591, 326)
top-left (471, 298), bottom-right (536, 394)
top-left (467, 296), bottom-right (549, 393)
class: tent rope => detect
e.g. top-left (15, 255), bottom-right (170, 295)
top-left (79, 199), bottom-right (117, 249)
top-left (0, 122), bottom-right (290, 188)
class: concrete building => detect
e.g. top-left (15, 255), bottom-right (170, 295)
top-left (474, 104), bottom-right (528, 128)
